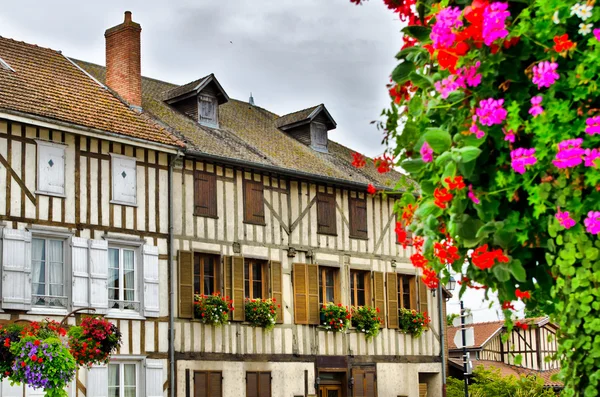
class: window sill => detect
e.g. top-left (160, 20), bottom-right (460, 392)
top-left (243, 221), bottom-right (267, 227)
top-left (27, 307), bottom-right (69, 316)
top-left (194, 213), bottom-right (219, 219)
top-left (110, 200), bottom-right (138, 208)
top-left (35, 190), bottom-right (66, 199)
top-left (349, 235), bottom-right (369, 241)
top-left (317, 232), bottom-right (338, 237)
top-left (105, 310), bottom-right (146, 321)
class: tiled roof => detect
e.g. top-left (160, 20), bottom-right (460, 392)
top-left (75, 60), bottom-right (401, 188)
top-left (447, 320), bottom-right (504, 350)
top-left (275, 105), bottom-right (320, 128)
top-left (162, 75), bottom-right (210, 102)
top-left (0, 36), bottom-right (183, 147)
top-left (449, 359), bottom-right (563, 388)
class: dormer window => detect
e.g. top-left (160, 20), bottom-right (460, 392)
top-left (199, 94), bottom-right (218, 127)
top-left (276, 104), bottom-right (336, 153)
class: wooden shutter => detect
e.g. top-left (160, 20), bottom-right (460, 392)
top-left (194, 171), bottom-right (217, 217)
top-left (194, 372), bottom-right (222, 397)
top-left (419, 383), bottom-right (428, 397)
top-left (37, 141), bottom-right (65, 195)
top-left (307, 264), bottom-right (320, 325)
top-left (71, 236), bottom-right (90, 309)
top-left (349, 196), bottom-right (368, 239)
top-left (373, 272), bottom-right (385, 327)
top-left (293, 263), bottom-right (308, 324)
top-left (143, 245), bottom-right (160, 317)
top-left (246, 372), bottom-right (258, 397)
top-left (232, 256), bottom-right (245, 321)
top-left (111, 154), bottom-right (137, 205)
top-left (419, 278), bottom-right (429, 314)
top-left (87, 364), bottom-right (108, 397)
top-left (209, 372), bottom-right (222, 397)
top-left (259, 372), bottom-right (271, 397)
top-left (244, 179), bottom-right (265, 225)
top-left (386, 273), bottom-right (398, 329)
top-left (317, 192), bottom-right (337, 235)
top-left (145, 359), bottom-right (164, 397)
top-left (89, 239), bottom-right (108, 314)
top-left (223, 256), bottom-right (232, 319)
top-left (352, 367), bottom-right (377, 397)
top-left (178, 251), bottom-right (194, 319)
top-left (1, 229), bottom-right (32, 311)
top-left (270, 261), bottom-right (284, 323)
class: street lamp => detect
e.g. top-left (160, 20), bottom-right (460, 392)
top-left (446, 276), bottom-right (456, 292)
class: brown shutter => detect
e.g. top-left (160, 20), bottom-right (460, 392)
top-left (246, 372), bottom-right (258, 397)
top-left (178, 251), bottom-right (194, 319)
top-left (223, 256), bottom-right (232, 319)
top-left (307, 264), bottom-right (320, 325)
top-left (244, 179), bottom-right (265, 225)
top-left (194, 372), bottom-right (207, 397)
top-left (232, 256), bottom-right (245, 321)
top-left (317, 192), bottom-right (337, 235)
top-left (419, 383), bottom-right (428, 397)
top-left (349, 196), bottom-right (368, 239)
top-left (373, 272), bottom-right (385, 327)
top-left (386, 273), bottom-right (398, 329)
top-left (270, 261), bottom-right (283, 324)
top-left (194, 171), bottom-right (217, 217)
top-left (419, 278), bottom-right (429, 314)
top-left (334, 269), bottom-right (341, 304)
top-left (352, 367), bottom-right (376, 397)
top-left (293, 263), bottom-right (308, 324)
top-left (209, 372), bottom-right (222, 397)
top-left (352, 368), bottom-right (365, 397)
top-left (258, 372), bottom-right (271, 397)
top-left (365, 371), bottom-right (377, 397)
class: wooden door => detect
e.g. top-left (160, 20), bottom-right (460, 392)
top-left (320, 385), bottom-right (343, 397)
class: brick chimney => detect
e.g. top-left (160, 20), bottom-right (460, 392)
top-left (105, 11), bottom-right (142, 108)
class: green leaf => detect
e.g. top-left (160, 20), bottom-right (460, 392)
top-left (456, 147), bottom-right (482, 163)
top-left (395, 45), bottom-right (428, 60)
top-left (509, 260), bottom-right (527, 282)
top-left (402, 25), bottom-right (432, 42)
top-left (514, 354), bottom-right (523, 366)
top-left (392, 61), bottom-right (416, 84)
top-left (476, 221), bottom-right (498, 239)
top-left (401, 159), bottom-right (426, 174)
top-left (408, 71), bottom-right (433, 89)
top-left (424, 128), bottom-right (452, 153)
top-left (493, 264), bottom-right (511, 282)
top-left (415, 200), bottom-right (443, 219)
top-left (408, 95), bottom-right (423, 117)
top-left (442, 161), bottom-right (457, 181)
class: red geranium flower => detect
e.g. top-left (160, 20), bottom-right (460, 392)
top-left (515, 320), bottom-right (528, 330)
top-left (515, 289), bottom-right (531, 299)
top-left (434, 187), bottom-right (453, 209)
top-left (471, 244), bottom-right (509, 270)
top-left (351, 152), bottom-right (366, 168)
top-left (502, 301), bottom-right (516, 311)
top-left (410, 253), bottom-right (428, 269)
top-left (367, 183), bottom-right (377, 195)
top-left (444, 176), bottom-right (466, 190)
top-left (553, 34), bottom-right (574, 53)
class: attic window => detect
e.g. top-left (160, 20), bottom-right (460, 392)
top-left (311, 122), bottom-right (328, 152)
top-left (199, 95), bottom-right (218, 127)
top-left (0, 56), bottom-right (15, 72)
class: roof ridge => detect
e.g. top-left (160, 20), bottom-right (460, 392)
top-left (0, 35), bottom-right (60, 54)
top-left (278, 103), bottom-right (321, 118)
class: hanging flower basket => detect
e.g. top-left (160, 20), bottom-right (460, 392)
top-left (67, 316), bottom-right (122, 367)
top-left (194, 293), bottom-right (233, 326)
top-left (320, 303), bottom-right (351, 333)
top-left (244, 298), bottom-right (278, 331)
top-left (351, 306), bottom-right (383, 340)
top-left (398, 308), bottom-right (430, 338)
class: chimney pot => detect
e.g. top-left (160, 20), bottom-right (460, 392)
top-left (124, 11), bottom-right (132, 23)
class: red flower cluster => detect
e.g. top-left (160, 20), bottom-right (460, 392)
top-left (389, 82), bottom-right (417, 104)
top-left (515, 320), bottom-right (528, 330)
top-left (444, 176), bottom-right (466, 190)
top-left (373, 154), bottom-right (394, 173)
top-left (471, 244), bottom-right (509, 270)
top-left (515, 289), bottom-right (531, 300)
top-left (422, 267), bottom-right (439, 289)
top-left (434, 187), bottom-right (453, 209)
top-left (434, 242), bottom-right (460, 265)
top-left (410, 253), bottom-right (428, 269)
top-left (351, 152), bottom-right (366, 168)
top-left (553, 34), bottom-right (575, 53)
top-left (502, 301), bottom-right (516, 311)
top-left (395, 222), bottom-right (409, 248)
top-left (367, 183), bottom-right (377, 195)
top-left (68, 316), bottom-right (121, 367)
top-left (402, 203), bottom-right (417, 225)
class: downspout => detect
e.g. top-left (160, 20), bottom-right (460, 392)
top-left (169, 151), bottom-right (183, 397)
top-left (437, 281), bottom-right (447, 397)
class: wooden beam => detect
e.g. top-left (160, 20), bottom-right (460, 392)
top-left (264, 197), bottom-right (290, 235)
top-left (0, 152), bottom-right (36, 205)
top-left (289, 195), bottom-right (317, 232)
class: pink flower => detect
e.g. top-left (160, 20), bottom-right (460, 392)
top-left (584, 148), bottom-right (600, 167)
top-left (584, 211), bottom-right (600, 234)
top-left (435, 75), bottom-right (460, 99)
top-left (556, 210), bottom-right (576, 229)
top-left (468, 185), bottom-right (480, 204)
top-left (594, 28), bottom-right (600, 41)
top-left (528, 96), bottom-right (544, 117)
top-left (552, 138), bottom-right (585, 168)
top-left (503, 128), bottom-right (516, 142)
top-left (476, 98), bottom-right (507, 126)
top-left (585, 116), bottom-right (600, 135)
top-left (532, 61), bottom-right (559, 89)
top-left (455, 62), bottom-right (482, 87)
top-left (510, 148), bottom-right (537, 174)
top-left (420, 142), bottom-right (434, 163)
top-left (431, 6), bottom-right (463, 49)
top-left (470, 115), bottom-right (485, 139)
top-left (482, 3), bottom-right (510, 46)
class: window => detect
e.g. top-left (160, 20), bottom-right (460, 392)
top-left (398, 274), bottom-right (416, 310)
top-left (317, 192), bottom-right (337, 235)
top-left (349, 194), bottom-right (368, 239)
top-left (194, 371), bottom-right (222, 397)
top-left (246, 372), bottom-right (271, 397)
top-left (194, 253), bottom-right (220, 296)
top-left (319, 267), bottom-right (339, 305)
top-left (194, 171), bottom-right (217, 217)
top-left (199, 95), bottom-right (218, 127)
top-left (111, 154), bottom-right (137, 206)
top-left (108, 362), bottom-right (138, 397)
top-left (31, 237), bottom-right (66, 307)
top-left (244, 259), bottom-right (267, 299)
top-left (243, 179), bottom-right (265, 225)
top-left (108, 247), bottom-right (138, 311)
top-left (310, 122), bottom-right (328, 152)
top-left (350, 270), bottom-right (370, 307)
top-left (36, 140), bottom-right (66, 197)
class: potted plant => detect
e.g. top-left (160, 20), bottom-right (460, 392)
top-left (245, 298), bottom-right (279, 331)
top-left (351, 306), bottom-right (383, 340)
top-left (320, 303), bottom-right (351, 332)
top-left (67, 316), bottom-right (122, 367)
top-left (194, 293), bottom-right (233, 325)
top-left (398, 308), bottom-right (430, 338)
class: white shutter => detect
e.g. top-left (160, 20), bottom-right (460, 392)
top-left (87, 364), bottom-right (108, 397)
top-left (36, 141), bottom-right (66, 196)
top-left (2, 228), bottom-right (32, 310)
top-left (71, 236), bottom-right (89, 309)
top-left (89, 239), bottom-right (108, 314)
top-left (145, 359), bottom-right (164, 397)
top-left (143, 244), bottom-right (160, 318)
top-left (111, 155), bottom-right (137, 205)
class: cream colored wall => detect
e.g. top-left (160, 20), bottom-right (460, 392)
top-left (377, 362), bottom-right (442, 397)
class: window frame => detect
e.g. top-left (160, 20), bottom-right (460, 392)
top-left (35, 139), bottom-right (67, 198)
top-left (349, 194), bottom-right (368, 240)
top-left (350, 269), bottom-right (370, 307)
top-left (108, 245), bottom-right (140, 313)
top-left (193, 252), bottom-right (220, 296)
top-left (246, 371), bottom-right (272, 397)
top-left (397, 274), bottom-right (416, 311)
top-left (110, 153), bottom-right (138, 207)
top-left (108, 360), bottom-right (140, 397)
top-left (31, 236), bottom-right (67, 309)
top-left (198, 94), bottom-right (219, 127)
top-left (244, 259), bottom-right (268, 300)
top-left (318, 266), bottom-right (339, 306)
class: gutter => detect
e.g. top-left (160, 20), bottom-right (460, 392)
top-left (168, 150), bottom-right (183, 397)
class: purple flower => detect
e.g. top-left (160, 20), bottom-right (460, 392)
top-left (556, 210), bottom-right (576, 229)
top-left (510, 148), bottom-right (537, 174)
top-left (476, 98), bottom-right (507, 126)
top-left (435, 75), bottom-right (460, 99)
top-left (431, 6), bottom-right (463, 49)
top-left (584, 148), bottom-right (600, 167)
top-left (585, 116), bottom-right (600, 135)
top-left (482, 3), bottom-right (510, 46)
top-left (456, 62), bottom-right (482, 87)
top-left (468, 185), bottom-right (480, 204)
top-left (552, 138), bottom-right (585, 168)
top-left (529, 96), bottom-right (544, 117)
top-left (470, 115), bottom-right (485, 139)
top-left (532, 61), bottom-right (559, 89)
top-left (584, 211), bottom-right (600, 234)
top-left (420, 142), bottom-right (434, 163)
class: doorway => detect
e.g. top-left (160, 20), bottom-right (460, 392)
top-left (320, 385), bottom-right (343, 397)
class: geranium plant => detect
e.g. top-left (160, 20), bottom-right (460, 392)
top-left (67, 316), bottom-right (122, 367)
top-left (398, 308), bottom-right (430, 338)
top-left (350, 0), bottom-right (600, 394)
top-left (245, 298), bottom-right (278, 331)
top-left (351, 306), bottom-right (383, 340)
top-left (194, 293), bottom-right (233, 326)
top-left (320, 303), bottom-right (351, 332)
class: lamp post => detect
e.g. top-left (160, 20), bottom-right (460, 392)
top-left (438, 275), bottom-right (456, 397)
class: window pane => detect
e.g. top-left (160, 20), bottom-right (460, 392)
top-left (356, 273), bottom-right (365, 290)
top-left (48, 240), bottom-right (63, 298)
top-left (194, 276), bottom-right (200, 295)
top-left (357, 290), bottom-right (366, 307)
top-left (319, 271), bottom-right (324, 305)
top-left (253, 281), bottom-right (263, 299)
top-left (123, 251), bottom-right (135, 302)
top-left (124, 364), bottom-right (136, 387)
top-left (32, 239), bottom-right (46, 298)
top-left (194, 254), bottom-right (201, 279)
top-left (109, 248), bottom-right (119, 268)
top-left (204, 257), bottom-right (215, 295)
top-left (108, 364), bottom-right (120, 397)
top-left (252, 263), bottom-right (262, 281)
top-left (32, 238), bottom-right (45, 261)
top-left (326, 287), bottom-right (335, 303)
top-left (326, 270), bottom-right (334, 287)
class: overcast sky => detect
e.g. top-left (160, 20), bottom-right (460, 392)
top-left (0, 0), bottom-right (509, 323)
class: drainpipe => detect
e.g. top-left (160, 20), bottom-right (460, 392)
top-left (169, 151), bottom-right (182, 397)
top-left (437, 281), bottom-right (447, 397)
